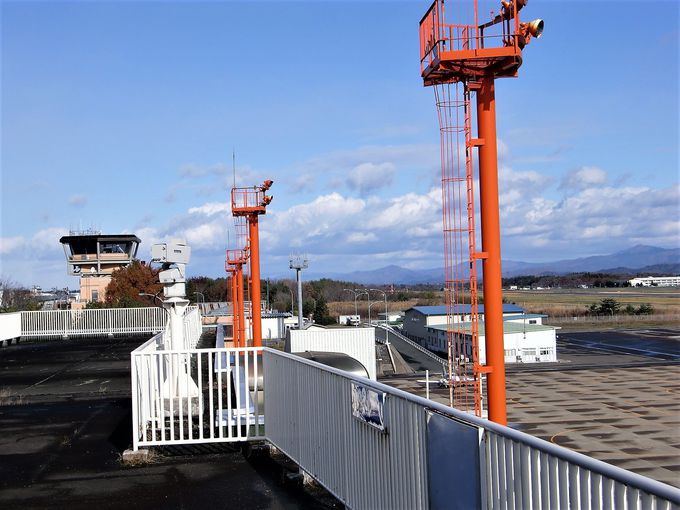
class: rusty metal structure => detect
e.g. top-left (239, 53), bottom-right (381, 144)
top-left (419, 0), bottom-right (542, 424)
top-left (229, 180), bottom-right (274, 347)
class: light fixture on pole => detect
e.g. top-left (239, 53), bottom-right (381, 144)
top-left (343, 288), bottom-right (364, 325)
top-left (370, 288), bottom-right (388, 326)
top-left (353, 289), bottom-right (369, 325)
top-left (289, 254), bottom-right (309, 330)
top-left (359, 288), bottom-right (372, 325)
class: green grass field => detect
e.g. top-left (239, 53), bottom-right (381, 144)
top-left (503, 287), bottom-right (679, 316)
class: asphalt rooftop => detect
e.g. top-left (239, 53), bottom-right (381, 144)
top-left (0, 336), bottom-right (338, 510)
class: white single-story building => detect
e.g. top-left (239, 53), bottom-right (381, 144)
top-left (628, 276), bottom-right (680, 287)
top-left (402, 304), bottom-right (526, 343)
top-left (423, 318), bottom-right (558, 364)
top-left (377, 311), bottom-right (403, 323)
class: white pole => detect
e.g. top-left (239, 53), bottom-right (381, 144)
top-left (426, 369), bottom-right (430, 400)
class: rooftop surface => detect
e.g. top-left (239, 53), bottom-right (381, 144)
top-left (381, 327), bottom-right (680, 488)
top-left (426, 321), bottom-right (558, 334)
top-left (407, 304), bottom-right (525, 315)
top-left (0, 336), bottom-right (337, 509)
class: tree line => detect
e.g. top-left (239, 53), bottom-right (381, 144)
top-left (586, 298), bottom-right (654, 316)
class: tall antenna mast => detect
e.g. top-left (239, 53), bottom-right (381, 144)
top-left (419, 0), bottom-right (543, 424)
top-left (232, 149), bottom-right (236, 189)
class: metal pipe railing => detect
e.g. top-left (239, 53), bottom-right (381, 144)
top-left (20, 307), bottom-right (167, 339)
top-left (264, 349), bottom-right (680, 509)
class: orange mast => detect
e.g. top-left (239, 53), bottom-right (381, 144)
top-left (419, 0), bottom-right (543, 424)
top-left (231, 181), bottom-right (273, 347)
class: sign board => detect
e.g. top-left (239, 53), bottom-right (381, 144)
top-left (351, 382), bottom-right (386, 431)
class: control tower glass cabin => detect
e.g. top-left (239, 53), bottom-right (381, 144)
top-left (59, 233), bottom-right (140, 305)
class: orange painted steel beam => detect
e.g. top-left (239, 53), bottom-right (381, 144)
top-left (227, 268), bottom-right (241, 346)
top-left (233, 272), bottom-right (240, 347)
top-left (248, 215), bottom-right (262, 347)
top-left (476, 77), bottom-right (507, 426)
top-left (236, 265), bottom-right (245, 347)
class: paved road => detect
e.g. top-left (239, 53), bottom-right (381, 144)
top-left (0, 337), bottom-right (336, 510)
top-left (375, 327), bottom-right (446, 374)
top-left (559, 328), bottom-right (680, 361)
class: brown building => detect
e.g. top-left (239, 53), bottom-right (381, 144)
top-left (60, 232), bottom-right (140, 305)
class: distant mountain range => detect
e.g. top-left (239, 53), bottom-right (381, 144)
top-left (298, 245), bottom-right (680, 285)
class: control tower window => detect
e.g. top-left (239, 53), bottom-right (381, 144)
top-left (101, 242), bottom-right (129, 254)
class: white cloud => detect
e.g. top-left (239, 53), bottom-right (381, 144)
top-left (286, 143), bottom-right (439, 194)
top-left (346, 162), bottom-right (396, 194)
top-left (0, 236), bottom-right (25, 255)
top-left (346, 232), bottom-right (377, 243)
top-left (560, 166), bottom-right (607, 190)
top-left (30, 227), bottom-right (69, 252)
top-left (188, 202), bottom-right (230, 216)
top-left (501, 182), bottom-right (680, 255)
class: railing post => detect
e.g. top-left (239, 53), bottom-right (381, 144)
top-left (131, 351), bottom-right (139, 451)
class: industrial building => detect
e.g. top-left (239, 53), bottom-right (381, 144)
top-left (424, 321), bottom-right (558, 364)
top-left (402, 304), bottom-right (525, 340)
top-left (628, 276), bottom-right (680, 287)
top-left (402, 305), bottom-right (557, 364)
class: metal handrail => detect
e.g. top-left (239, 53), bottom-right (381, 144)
top-left (265, 348), bottom-right (680, 504)
top-left (378, 324), bottom-right (448, 368)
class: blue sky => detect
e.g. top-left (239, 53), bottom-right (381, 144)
top-left (1, 0), bottom-right (678, 289)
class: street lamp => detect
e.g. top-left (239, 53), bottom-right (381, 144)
top-left (343, 288), bottom-right (365, 325)
top-left (358, 288), bottom-right (371, 324)
top-left (290, 254), bottom-right (309, 330)
top-left (370, 288), bottom-right (388, 326)
top-left (368, 299), bottom-right (382, 326)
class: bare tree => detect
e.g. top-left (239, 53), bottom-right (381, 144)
top-left (0, 277), bottom-right (41, 312)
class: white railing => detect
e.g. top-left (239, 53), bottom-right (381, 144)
top-left (183, 306), bottom-right (202, 349)
top-left (263, 349), bottom-right (680, 510)
top-left (379, 324), bottom-right (448, 368)
top-left (131, 344), bottom-right (265, 450)
top-left (127, 317), bottom-right (680, 508)
top-left (0, 312), bottom-right (22, 344)
top-left (20, 307), bottom-right (167, 339)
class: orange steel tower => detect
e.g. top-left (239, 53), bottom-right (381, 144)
top-left (231, 180), bottom-right (273, 347)
top-left (225, 248), bottom-right (248, 347)
top-left (419, 0), bottom-right (543, 424)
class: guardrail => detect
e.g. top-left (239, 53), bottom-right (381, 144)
top-left (379, 324), bottom-right (448, 369)
top-left (126, 317), bottom-right (680, 508)
top-left (131, 344), bottom-right (264, 450)
top-left (183, 306), bottom-right (202, 349)
top-left (20, 307), bottom-right (168, 339)
top-left (263, 349), bottom-right (680, 510)
top-left (551, 313), bottom-right (679, 324)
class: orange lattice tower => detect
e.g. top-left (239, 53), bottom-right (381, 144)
top-left (231, 180), bottom-right (273, 347)
top-left (420, 0), bottom-right (543, 424)
top-left (225, 248), bottom-right (248, 347)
